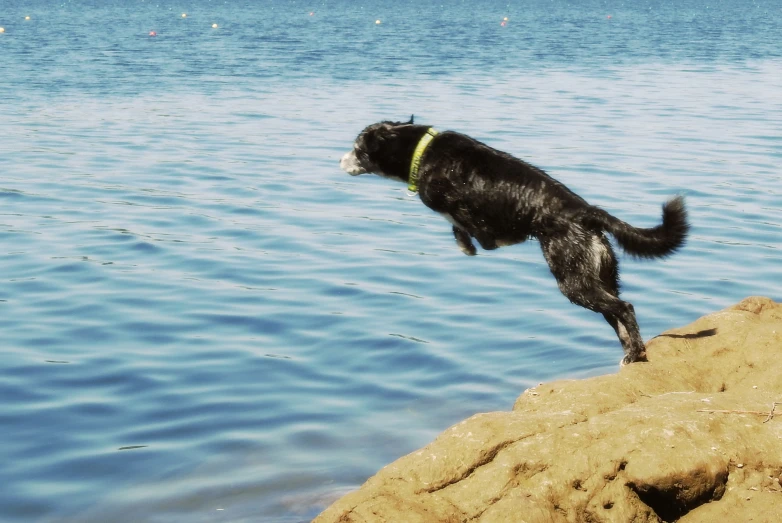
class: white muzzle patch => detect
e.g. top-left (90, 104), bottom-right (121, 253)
top-left (340, 150), bottom-right (366, 175)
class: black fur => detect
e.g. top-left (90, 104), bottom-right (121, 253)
top-left (340, 119), bottom-right (689, 364)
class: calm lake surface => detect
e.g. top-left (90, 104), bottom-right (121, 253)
top-left (1, 0), bottom-right (780, 521)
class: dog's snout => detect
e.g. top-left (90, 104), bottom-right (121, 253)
top-left (339, 152), bottom-right (351, 170)
top-left (340, 151), bottom-right (366, 176)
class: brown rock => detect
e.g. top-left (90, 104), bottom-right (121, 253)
top-left (314, 297), bottom-right (782, 522)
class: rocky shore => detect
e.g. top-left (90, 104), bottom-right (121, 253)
top-left (314, 296), bottom-right (782, 522)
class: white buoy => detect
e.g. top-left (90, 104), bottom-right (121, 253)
top-left (212, 23), bottom-right (218, 28)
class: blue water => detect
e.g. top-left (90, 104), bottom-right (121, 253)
top-left (1, 0), bottom-right (780, 521)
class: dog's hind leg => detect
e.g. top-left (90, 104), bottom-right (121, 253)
top-left (603, 310), bottom-right (647, 365)
top-left (604, 301), bottom-right (646, 364)
top-left (452, 226), bottom-right (477, 256)
top-left (540, 228), bottom-right (648, 364)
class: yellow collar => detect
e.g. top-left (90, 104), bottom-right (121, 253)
top-left (408, 128), bottom-right (439, 193)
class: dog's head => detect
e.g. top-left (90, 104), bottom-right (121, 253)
top-left (340, 116), bottom-right (420, 181)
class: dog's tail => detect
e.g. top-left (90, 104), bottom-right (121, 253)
top-left (585, 196), bottom-right (689, 258)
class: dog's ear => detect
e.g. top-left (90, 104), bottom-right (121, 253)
top-left (363, 122), bottom-right (401, 153)
top-left (407, 114), bottom-right (414, 125)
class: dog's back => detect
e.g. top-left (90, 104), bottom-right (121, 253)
top-left (418, 131), bottom-right (594, 248)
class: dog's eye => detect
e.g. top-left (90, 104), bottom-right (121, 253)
top-left (364, 135), bottom-right (380, 153)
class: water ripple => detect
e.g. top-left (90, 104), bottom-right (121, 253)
top-left (1, 1), bottom-right (781, 521)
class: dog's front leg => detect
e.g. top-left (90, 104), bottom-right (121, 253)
top-left (452, 226), bottom-right (477, 256)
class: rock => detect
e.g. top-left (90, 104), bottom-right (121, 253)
top-left (314, 297), bottom-right (782, 522)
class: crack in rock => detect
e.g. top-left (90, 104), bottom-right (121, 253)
top-left (627, 465), bottom-right (729, 521)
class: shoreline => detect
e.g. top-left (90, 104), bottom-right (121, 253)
top-left (315, 296), bottom-right (782, 522)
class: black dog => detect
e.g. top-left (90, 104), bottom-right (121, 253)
top-left (340, 118), bottom-right (688, 364)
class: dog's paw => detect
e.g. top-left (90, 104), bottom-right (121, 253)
top-left (459, 244), bottom-right (477, 256)
top-left (620, 351), bottom-right (649, 367)
top-left (453, 227), bottom-right (477, 256)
